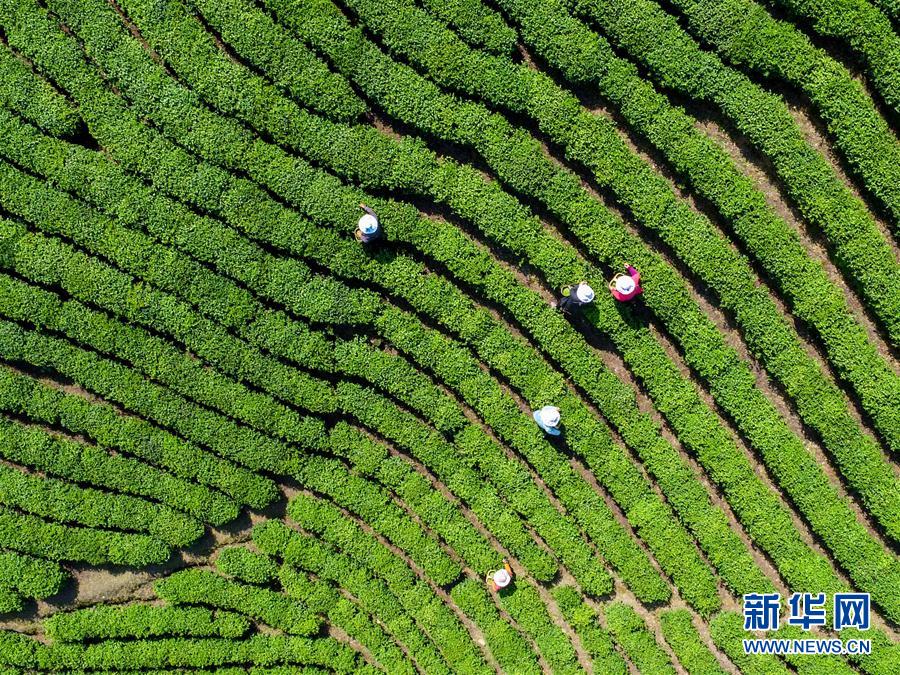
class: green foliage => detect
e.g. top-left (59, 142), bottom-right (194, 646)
top-left (551, 585), bottom-right (627, 675)
top-left (333, 339), bottom-right (466, 434)
top-left (0, 586), bottom-right (21, 614)
top-left (0, 410), bottom-right (233, 527)
top-left (0, 150), bottom-right (538, 588)
top-left (797, 0), bottom-right (899, 107)
top-left (257, 0), bottom-right (900, 620)
top-left (290, 0), bottom-right (900, 595)
top-left (59, 668), bottom-right (332, 675)
top-left (0, 316), bottom-right (298, 482)
top-left (0, 208), bottom-right (484, 584)
top-left (184, 0), bottom-right (367, 121)
top-left (495, 582), bottom-right (581, 673)
top-left (45, 605), bottom-right (250, 642)
top-left (216, 547), bottom-right (279, 585)
top-left (660, 609), bottom-right (726, 674)
top-left (495, 0), bottom-right (900, 450)
top-left (6, 0), bottom-right (725, 614)
top-left (280, 552), bottom-right (452, 675)
top-left (290, 449), bottom-right (463, 586)
top-left (449, 579), bottom-right (540, 674)
top-left (259, 497), bottom-right (492, 674)
top-left (0, 0), bottom-right (672, 608)
top-left (569, 0), bottom-right (900, 338)
top-left (367, 308), bottom-right (651, 597)
top-left (326, 424), bottom-right (503, 579)
top-left (338, 406), bottom-right (608, 594)
top-left (0, 630), bottom-right (362, 671)
top-left (324, 0), bottom-right (900, 539)
top-left (0, 366), bottom-right (277, 510)
top-left (0, 270), bottom-right (326, 454)
top-left (670, 0), bottom-right (900, 205)
top-left (709, 611), bottom-right (791, 675)
top-left (0, 106), bottom-right (556, 585)
top-left (0, 504), bottom-right (169, 566)
top-left (0, 102), bottom-right (606, 598)
top-left (0, 182), bottom-right (336, 430)
top-left (415, 0), bottom-right (517, 54)
top-left (156, 569), bottom-right (320, 636)
top-left (0, 3), bottom-right (894, 675)
top-left (869, 0), bottom-right (900, 24)
top-left (604, 602), bottom-right (676, 675)
top-left (278, 564), bottom-right (416, 675)
top-left (0, 551), bottom-right (65, 600)
top-left (0, 463), bottom-right (202, 547)
top-left (0, 43), bottom-right (78, 136)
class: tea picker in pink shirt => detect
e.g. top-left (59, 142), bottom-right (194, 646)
top-left (488, 562), bottom-right (513, 591)
top-left (610, 264), bottom-right (643, 302)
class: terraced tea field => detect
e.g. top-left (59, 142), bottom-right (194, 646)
top-left (0, 0), bottom-right (897, 671)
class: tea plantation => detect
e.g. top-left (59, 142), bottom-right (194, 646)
top-left (0, 0), bottom-right (897, 671)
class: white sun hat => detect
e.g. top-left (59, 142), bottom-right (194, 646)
top-left (575, 283), bottom-right (595, 303)
top-left (539, 405), bottom-right (561, 428)
top-left (358, 213), bottom-right (379, 235)
top-left (615, 275), bottom-right (635, 295)
top-left (493, 568), bottom-right (511, 588)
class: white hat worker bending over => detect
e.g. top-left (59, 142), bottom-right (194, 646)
top-left (355, 203), bottom-right (383, 245)
top-left (555, 280), bottom-right (595, 314)
top-left (488, 562), bottom-right (513, 591)
top-left (532, 405), bottom-right (561, 436)
top-left (609, 264), bottom-right (643, 302)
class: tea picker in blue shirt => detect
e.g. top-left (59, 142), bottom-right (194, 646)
top-left (533, 405), bottom-right (562, 436)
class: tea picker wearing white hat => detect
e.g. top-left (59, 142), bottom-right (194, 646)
top-left (355, 203), bottom-right (383, 245)
top-left (555, 281), bottom-right (595, 313)
top-left (488, 561), bottom-right (513, 591)
top-left (609, 264), bottom-right (643, 302)
top-left (532, 405), bottom-right (561, 436)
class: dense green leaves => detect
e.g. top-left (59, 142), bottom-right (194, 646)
top-left (0, 367), bottom-right (277, 510)
top-left (0, 503), bottom-right (169, 567)
top-left (0, 631), bottom-right (364, 671)
top-left (0, 43), bottom-right (78, 136)
top-left (0, 408), bottom-right (233, 527)
top-left (278, 564), bottom-right (416, 675)
top-left (0, 551), bottom-right (65, 600)
top-left (0, 0), bottom-right (894, 671)
top-left (0, 463), bottom-right (202, 547)
top-left (660, 609), bottom-right (727, 675)
top-left (216, 547), bottom-right (279, 585)
top-left (253, 0), bottom-right (900, 622)
top-left (45, 605), bottom-right (251, 642)
top-left (156, 569), bottom-right (321, 635)
top-left (257, 501), bottom-right (491, 674)
top-left (604, 603), bottom-right (676, 675)
top-left (551, 586), bottom-right (627, 675)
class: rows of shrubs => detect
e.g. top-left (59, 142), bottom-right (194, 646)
top-left (229, 0), bottom-right (900, 618)
top-left (0, 0), bottom-right (895, 672)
